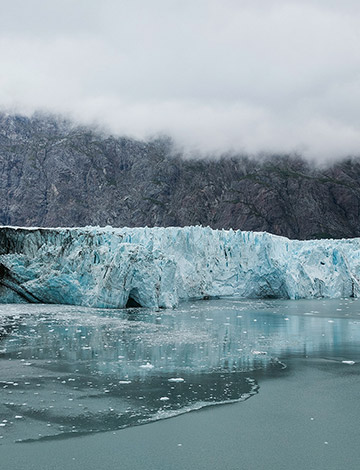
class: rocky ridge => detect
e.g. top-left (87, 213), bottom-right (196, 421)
top-left (1, 113), bottom-right (360, 239)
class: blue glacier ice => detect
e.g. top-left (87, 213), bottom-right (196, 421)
top-left (1, 225), bottom-right (360, 308)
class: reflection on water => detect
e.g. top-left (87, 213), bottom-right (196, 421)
top-left (0, 298), bottom-right (360, 444)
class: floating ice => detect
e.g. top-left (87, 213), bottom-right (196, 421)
top-left (140, 363), bottom-right (154, 370)
top-left (1, 225), bottom-right (360, 309)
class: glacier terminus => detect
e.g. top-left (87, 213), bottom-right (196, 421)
top-left (0, 225), bottom-right (359, 309)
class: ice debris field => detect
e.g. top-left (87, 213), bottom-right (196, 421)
top-left (1, 225), bottom-right (360, 309)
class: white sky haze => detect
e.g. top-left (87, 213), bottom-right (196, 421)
top-left (1, 0), bottom-right (360, 159)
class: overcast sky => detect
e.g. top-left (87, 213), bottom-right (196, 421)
top-left (1, 0), bottom-right (360, 159)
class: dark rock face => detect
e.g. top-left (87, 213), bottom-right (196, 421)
top-left (1, 113), bottom-right (360, 239)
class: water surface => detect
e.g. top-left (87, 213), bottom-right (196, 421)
top-left (0, 298), bottom-right (360, 444)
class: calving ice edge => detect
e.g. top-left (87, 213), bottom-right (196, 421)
top-left (0, 226), bottom-right (359, 309)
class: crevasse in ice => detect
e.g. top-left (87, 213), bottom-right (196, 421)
top-left (0, 225), bottom-right (359, 308)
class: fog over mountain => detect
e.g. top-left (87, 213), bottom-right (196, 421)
top-left (1, 0), bottom-right (360, 159)
top-left (1, 113), bottom-right (360, 240)
top-left (1, 2), bottom-right (360, 238)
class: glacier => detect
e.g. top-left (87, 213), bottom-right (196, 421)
top-left (0, 225), bottom-right (360, 309)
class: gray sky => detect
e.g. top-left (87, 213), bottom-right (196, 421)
top-left (1, 0), bottom-right (360, 159)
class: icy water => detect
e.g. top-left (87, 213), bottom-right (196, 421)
top-left (0, 298), bottom-right (360, 445)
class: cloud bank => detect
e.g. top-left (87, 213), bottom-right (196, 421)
top-left (1, 0), bottom-right (360, 159)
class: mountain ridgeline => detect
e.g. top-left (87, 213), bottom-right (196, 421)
top-left (1, 113), bottom-right (360, 240)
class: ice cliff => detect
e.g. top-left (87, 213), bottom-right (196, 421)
top-left (1, 226), bottom-right (360, 309)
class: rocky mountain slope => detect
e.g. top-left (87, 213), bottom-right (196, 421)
top-left (1, 113), bottom-right (360, 239)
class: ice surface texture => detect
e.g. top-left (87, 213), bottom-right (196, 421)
top-left (0, 226), bottom-right (359, 308)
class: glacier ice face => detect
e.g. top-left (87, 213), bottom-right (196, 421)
top-left (0, 225), bottom-right (360, 309)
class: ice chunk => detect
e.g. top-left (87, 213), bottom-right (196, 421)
top-left (140, 362), bottom-right (154, 370)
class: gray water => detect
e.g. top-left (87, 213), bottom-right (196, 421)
top-left (0, 298), bottom-right (360, 445)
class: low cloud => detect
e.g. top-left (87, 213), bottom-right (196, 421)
top-left (1, 0), bottom-right (360, 160)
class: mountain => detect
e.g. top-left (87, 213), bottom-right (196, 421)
top-left (1, 113), bottom-right (360, 240)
